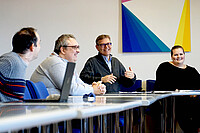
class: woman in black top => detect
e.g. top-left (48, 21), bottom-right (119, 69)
top-left (154, 45), bottom-right (200, 132)
top-left (155, 46), bottom-right (200, 91)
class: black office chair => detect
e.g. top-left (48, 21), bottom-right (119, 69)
top-left (120, 79), bottom-right (142, 92)
top-left (146, 79), bottom-right (155, 92)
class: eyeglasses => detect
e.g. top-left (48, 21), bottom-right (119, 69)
top-left (63, 45), bottom-right (80, 50)
top-left (97, 43), bottom-right (112, 47)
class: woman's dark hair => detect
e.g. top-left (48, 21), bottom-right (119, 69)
top-left (12, 27), bottom-right (37, 54)
top-left (171, 45), bottom-right (185, 56)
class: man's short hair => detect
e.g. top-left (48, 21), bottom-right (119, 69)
top-left (54, 34), bottom-right (76, 54)
top-left (12, 27), bottom-right (37, 54)
top-left (95, 34), bottom-right (111, 45)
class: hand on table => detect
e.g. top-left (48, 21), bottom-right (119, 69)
top-left (92, 81), bottom-right (106, 94)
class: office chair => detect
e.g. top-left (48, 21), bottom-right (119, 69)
top-left (26, 80), bottom-right (49, 99)
top-left (120, 79), bottom-right (142, 92)
top-left (24, 87), bottom-right (32, 100)
top-left (146, 80), bottom-right (155, 92)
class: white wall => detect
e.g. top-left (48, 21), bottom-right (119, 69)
top-left (0, 0), bottom-right (200, 82)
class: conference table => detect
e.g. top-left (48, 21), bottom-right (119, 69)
top-left (0, 90), bottom-right (200, 133)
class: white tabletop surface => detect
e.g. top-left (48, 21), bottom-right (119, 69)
top-left (1, 91), bottom-right (200, 132)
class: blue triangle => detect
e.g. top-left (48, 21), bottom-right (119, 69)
top-left (122, 4), bottom-right (170, 52)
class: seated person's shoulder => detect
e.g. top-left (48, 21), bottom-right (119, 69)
top-left (42, 55), bottom-right (65, 66)
top-left (86, 56), bottom-right (98, 63)
top-left (112, 56), bottom-right (120, 61)
top-left (159, 62), bottom-right (170, 67)
top-left (0, 52), bottom-right (23, 67)
top-left (0, 52), bottom-right (17, 61)
top-left (186, 65), bottom-right (199, 72)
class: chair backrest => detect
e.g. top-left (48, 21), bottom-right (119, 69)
top-left (120, 79), bottom-right (142, 92)
top-left (26, 80), bottom-right (49, 99)
top-left (146, 80), bottom-right (155, 91)
top-left (24, 86), bottom-right (32, 100)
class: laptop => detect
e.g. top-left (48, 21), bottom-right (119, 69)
top-left (24, 62), bottom-right (76, 103)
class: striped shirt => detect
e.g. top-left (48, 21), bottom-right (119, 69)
top-left (0, 52), bottom-right (27, 102)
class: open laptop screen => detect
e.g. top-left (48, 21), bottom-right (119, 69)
top-left (59, 62), bottom-right (75, 102)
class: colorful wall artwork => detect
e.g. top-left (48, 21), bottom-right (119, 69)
top-left (122, 0), bottom-right (191, 52)
top-left (174, 0), bottom-right (191, 52)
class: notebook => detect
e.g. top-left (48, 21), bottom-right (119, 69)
top-left (24, 62), bottom-right (76, 103)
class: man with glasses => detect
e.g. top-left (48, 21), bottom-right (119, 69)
top-left (80, 34), bottom-right (136, 93)
top-left (31, 34), bottom-right (106, 96)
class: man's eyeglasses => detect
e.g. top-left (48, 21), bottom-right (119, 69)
top-left (97, 43), bottom-right (112, 47)
top-left (63, 45), bottom-right (80, 50)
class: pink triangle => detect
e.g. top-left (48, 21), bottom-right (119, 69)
top-left (122, 0), bottom-right (131, 3)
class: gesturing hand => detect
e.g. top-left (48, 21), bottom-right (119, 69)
top-left (125, 67), bottom-right (135, 79)
top-left (101, 73), bottom-right (117, 84)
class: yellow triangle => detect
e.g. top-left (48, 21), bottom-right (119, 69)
top-left (175, 0), bottom-right (191, 52)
